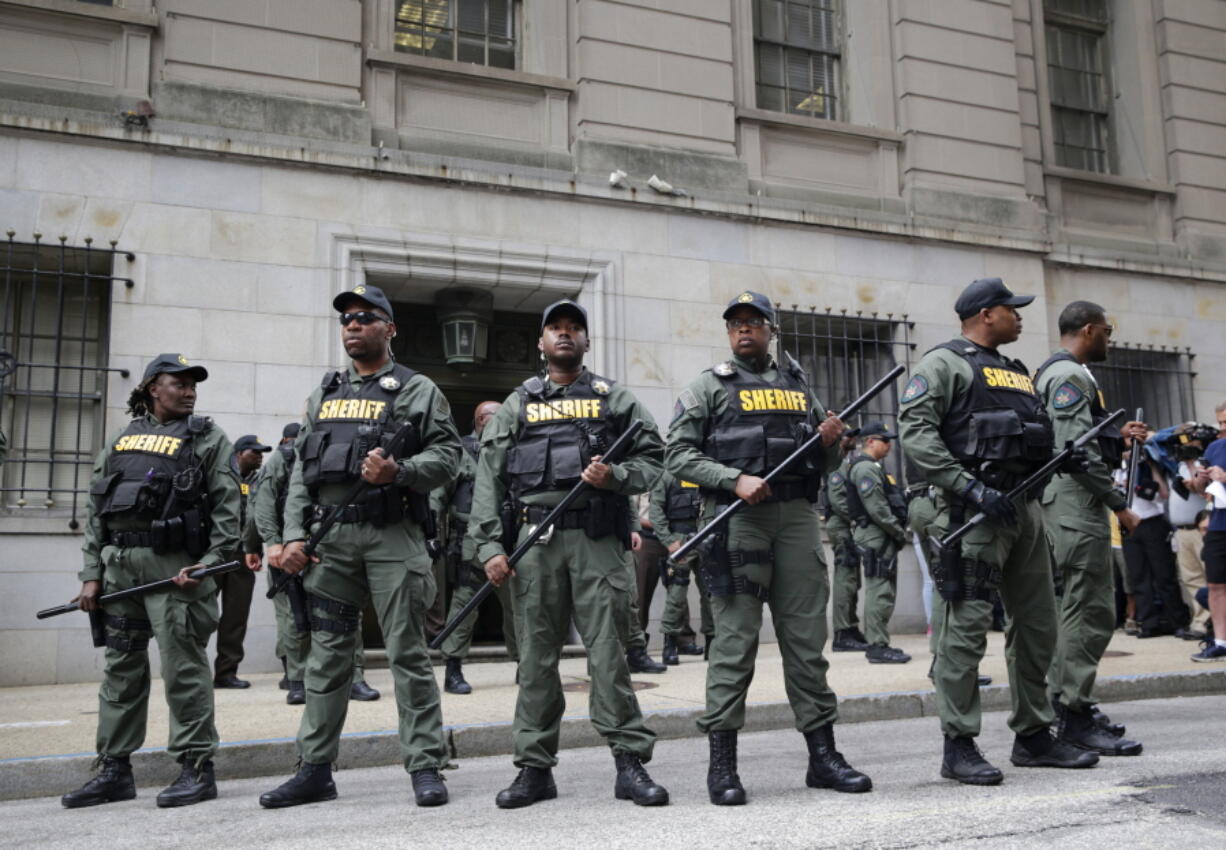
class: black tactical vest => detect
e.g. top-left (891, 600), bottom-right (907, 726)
top-left (703, 360), bottom-right (819, 482)
top-left (664, 478), bottom-right (702, 534)
top-left (934, 340), bottom-right (1054, 476)
top-left (1035, 350), bottom-right (1124, 468)
top-left (846, 456), bottom-right (908, 526)
top-left (842, 454), bottom-right (873, 524)
top-left (273, 441), bottom-right (295, 528)
top-left (92, 415), bottom-right (210, 522)
top-left (506, 371), bottom-right (616, 499)
top-left (451, 434), bottom-right (481, 516)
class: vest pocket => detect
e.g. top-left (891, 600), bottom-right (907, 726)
top-left (507, 440), bottom-right (547, 491)
top-left (299, 431), bottom-right (329, 484)
top-left (966, 408), bottom-right (1023, 461)
top-left (707, 424), bottom-right (767, 475)
top-left (89, 471), bottom-right (122, 509)
top-left (549, 437), bottom-right (587, 483)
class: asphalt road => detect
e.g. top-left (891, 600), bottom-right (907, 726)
top-left (6, 695), bottom-right (1223, 849)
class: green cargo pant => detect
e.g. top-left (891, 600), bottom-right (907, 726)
top-left (511, 526), bottom-right (655, 767)
top-left (930, 497), bottom-right (1057, 739)
top-left (660, 553), bottom-right (713, 638)
top-left (827, 520), bottom-right (861, 633)
top-left (95, 544), bottom-right (219, 767)
top-left (266, 567), bottom-right (365, 683)
top-left (440, 563), bottom-right (519, 661)
top-left (698, 498), bottom-right (838, 734)
top-left (299, 519), bottom-right (446, 772)
top-left (1043, 490), bottom-right (1114, 711)
top-left (854, 526), bottom-right (899, 648)
top-left (623, 551), bottom-right (650, 650)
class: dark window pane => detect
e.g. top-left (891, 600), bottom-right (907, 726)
top-left (754, 0), bottom-right (841, 120)
top-left (394, 0), bottom-right (514, 68)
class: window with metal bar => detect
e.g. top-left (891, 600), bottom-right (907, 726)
top-left (753, 0), bottom-right (842, 121)
top-left (1045, 0), bottom-right (1112, 173)
top-left (1090, 344), bottom-right (1197, 431)
top-left (774, 307), bottom-right (914, 480)
top-left (0, 233), bottom-right (130, 530)
top-left (394, 0), bottom-right (516, 70)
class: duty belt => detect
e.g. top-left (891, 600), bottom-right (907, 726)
top-left (717, 478), bottom-right (812, 505)
top-left (310, 503), bottom-right (370, 524)
top-left (108, 530), bottom-right (156, 548)
top-left (520, 503), bottom-right (590, 529)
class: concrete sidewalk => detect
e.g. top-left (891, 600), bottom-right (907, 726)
top-left (2, 630), bottom-right (1222, 801)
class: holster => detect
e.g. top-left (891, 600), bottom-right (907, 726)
top-left (660, 555), bottom-right (691, 588)
top-left (858, 544), bottom-right (897, 579)
top-left (88, 608), bottom-right (107, 648)
top-left (934, 497), bottom-right (965, 602)
top-left (499, 499), bottom-right (519, 553)
top-left (833, 539), bottom-right (860, 572)
top-left (274, 568), bottom-right (311, 634)
top-left (697, 531), bottom-right (771, 601)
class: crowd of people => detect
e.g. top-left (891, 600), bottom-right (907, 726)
top-left (54, 278), bottom-right (1226, 811)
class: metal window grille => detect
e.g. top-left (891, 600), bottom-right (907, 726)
top-left (1091, 344), bottom-right (1197, 431)
top-left (1045, 0), bottom-right (1111, 173)
top-left (754, 0), bottom-right (841, 121)
top-left (394, 0), bottom-right (516, 70)
top-left (0, 232), bottom-right (133, 529)
top-left (775, 306), bottom-right (914, 479)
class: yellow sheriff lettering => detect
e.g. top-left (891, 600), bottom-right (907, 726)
top-left (738, 388), bottom-right (809, 412)
top-left (318, 398), bottom-right (387, 420)
top-left (114, 434), bottom-right (183, 456)
top-left (982, 367), bottom-right (1033, 394)
top-left (525, 399), bottom-right (603, 423)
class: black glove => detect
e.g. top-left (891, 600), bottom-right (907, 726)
top-left (961, 480), bottom-right (1018, 525)
top-left (1058, 443), bottom-right (1090, 474)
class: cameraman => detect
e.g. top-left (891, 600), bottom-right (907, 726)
top-left (1168, 424), bottom-right (1217, 639)
top-left (1119, 436), bottom-right (1190, 638)
top-left (1188, 403), bottom-right (1226, 661)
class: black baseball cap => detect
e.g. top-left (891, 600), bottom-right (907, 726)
top-left (234, 435), bottom-right (272, 453)
top-left (540, 299), bottom-right (588, 332)
top-left (281, 422), bottom-right (301, 440)
top-left (141, 353), bottom-right (208, 385)
top-left (722, 291), bottom-right (776, 325)
top-left (955, 277), bottom-right (1034, 320)
top-left (859, 421), bottom-right (896, 441)
top-left (333, 284), bottom-right (394, 321)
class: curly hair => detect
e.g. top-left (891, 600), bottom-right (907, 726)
top-left (125, 381), bottom-right (153, 418)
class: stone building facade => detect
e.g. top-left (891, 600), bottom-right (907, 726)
top-left (1, 0), bottom-right (1223, 684)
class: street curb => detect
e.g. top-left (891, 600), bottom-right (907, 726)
top-left (4, 668), bottom-right (1222, 802)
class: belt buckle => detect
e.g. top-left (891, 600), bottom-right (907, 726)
top-left (527, 523), bottom-right (554, 547)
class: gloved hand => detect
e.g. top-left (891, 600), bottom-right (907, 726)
top-left (1058, 443), bottom-right (1090, 474)
top-left (961, 480), bottom-right (1018, 525)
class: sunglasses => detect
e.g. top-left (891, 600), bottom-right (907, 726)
top-left (726, 316), bottom-right (769, 330)
top-left (339, 311), bottom-right (387, 326)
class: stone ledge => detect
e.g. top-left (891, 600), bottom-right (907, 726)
top-left (3, 668), bottom-right (1220, 802)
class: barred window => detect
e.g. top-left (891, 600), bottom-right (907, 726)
top-left (1091, 344), bottom-right (1197, 431)
top-left (754, 0), bottom-right (841, 121)
top-left (775, 307), bottom-right (914, 479)
top-left (1045, 0), bottom-right (1111, 173)
top-left (395, 0), bottom-right (516, 70)
top-left (1, 234), bottom-right (130, 529)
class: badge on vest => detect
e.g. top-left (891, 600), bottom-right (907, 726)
top-left (1052, 382), bottom-right (1083, 409)
top-left (592, 380), bottom-right (611, 395)
top-left (240, 482), bottom-right (250, 496)
top-left (713, 362), bottom-right (735, 377)
top-left (379, 375), bottom-right (401, 391)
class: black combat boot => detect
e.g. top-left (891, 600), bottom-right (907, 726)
top-left (977, 674), bottom-right (993, 686)
top-left (678, 636), bottom-right (704, 656)
top-left (350, 680), bottom-right (380, 701)
top-left (279, 656), bottom-right (290, 690)
top-left (259, 762), bottom-right (338, 809)
top-left (941, 736), bottom-right (1003, 785)
top-left (831, 629), bottom-right (867, 652)
top-left (706, 731), bottom-right (746, 806)
top-left (1056, 704), bottom-right (1142, 756)
top-left (495, 766), bottom-right (557, 809)
top-left (286, 680), bottom-right (305, 705)
top-left (865, 644), bottom-right (912, 664)
top-left (444, 658), bottom-right (472, 695)
top-left (61, 755), bottom-right (136, 808)
top-left (1010, 728), bottom-right (1099, 769)
top-left (613, 752), bottom-right (669, 806)
top-left (662, 634), bottom-right (680, 666)
top-left (1090, 703), bottom-right (1125, 737)
top-left (803, 724), bottom-right (872, 793)
top-left (156, 759), bottom-right (218, 808)
top-left (410, 768), bottom-right (449, 806)
top-left (626, 642), bottom-right (667, 674)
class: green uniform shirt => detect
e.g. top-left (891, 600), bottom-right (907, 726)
top-left (251, 445), bottom-right (291, 546)
top-left (1035, 353), bottom-right (1127, 513)
top-left (897, 338), bottom-right (986, 494)
top-left (432, 434), bottom-right (480, 561)
top-left (80, 414), bottom-right (242, 582)
top-left (283, 360), bottom-right (462, 543)
top-left (664, 353), bottom-right (840, 487)
top-left (847, 457), bottom-right (907, 544)
top-left (469, 370), bottom-right (665, 566)
top-left (647, 474), bottom-right (698, 547)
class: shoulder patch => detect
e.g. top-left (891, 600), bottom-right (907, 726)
top-left (901, 375), bottom-right (928, 403)
top-left (858, 477), bottom-right (877, 494)
top-left (829, 471), bottom-right (844, 486)
top-left (1052, 381), bottom-right (1084, 410)
top-left (672, 388), bottom-right (699, 424)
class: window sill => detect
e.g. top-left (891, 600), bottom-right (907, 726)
top-left (1044, 165), bottom-right (1175, 197)
top-left (366, 49), bottom-right (575, 93)
top-left (0, 0), bottom-right (157, 28)
top-left (736, 106), bottom-right (902, 143)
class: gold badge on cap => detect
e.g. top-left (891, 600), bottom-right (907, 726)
top-left (379, 375), bottom-right (401, 391)
top-left (177, 355), bottom-right (189, 365)
top-left (737, 292), bottom-right (753, 303)
top-left (592, 379), bottom-right (610, 395)
top-left (713, 361), bottom-right (735, 376)
top-left (354, 285), bottom-right (367, 295)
